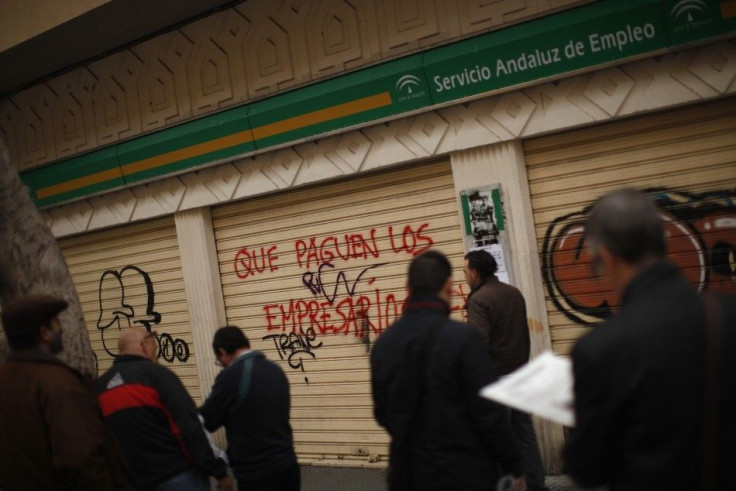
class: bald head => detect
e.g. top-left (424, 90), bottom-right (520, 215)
top-left (118, 327), bottom-right (158, 362)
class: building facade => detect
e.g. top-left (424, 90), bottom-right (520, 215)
top-left (2, 0), bottom-right (735, 473)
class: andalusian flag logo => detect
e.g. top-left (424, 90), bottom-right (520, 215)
top-left (670, 0), bottom-right (736, 22)
top-left (670, 0), bottom-right (708, 21)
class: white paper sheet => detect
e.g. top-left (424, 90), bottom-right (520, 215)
top-left (480, 351), bottom-right (576, 427)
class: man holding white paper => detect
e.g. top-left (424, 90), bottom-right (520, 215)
top-left (563, 189), bottom-right (736, 490)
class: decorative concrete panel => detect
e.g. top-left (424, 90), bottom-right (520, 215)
top-left (457, 0), bottom-right (534, 35)
top-left (10, 85), bottom-right (57, 169)
top-left (88, 51), bottom-right (144, 147)
top-left (181, 11), bottom-right (244, 116)
top-left (47, 68), bottom-right (98, 159)
top-left (1, 0), bottom-right (589, 171)
top-left (133, 31), bottom-right (195, 131)
top-left (42, 40), bottom-right (736, 238)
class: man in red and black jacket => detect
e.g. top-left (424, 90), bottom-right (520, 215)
top-left (96, 327), bottom-right (233, 491)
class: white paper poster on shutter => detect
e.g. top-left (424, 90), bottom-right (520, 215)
top-left (212, 159), bottom-right (468, 463)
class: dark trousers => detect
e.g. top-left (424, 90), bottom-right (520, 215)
top-left (152, 468), bottom-right (210, 491)
top-left (236, 463), bottom-right (300, 491)
top-left (510, 409), bottom-right (549, 491)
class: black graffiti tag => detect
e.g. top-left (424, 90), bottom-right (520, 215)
top-left (302, 262), bottom-right (387, 304)
top-left (96, 265), bottom-right (190, 363)
top-left (97, 265), bottom-right (161, 356)
top-left (263, 327), bottom-right (323, 383)
top-left (158, 332), bottom-right (190, 363)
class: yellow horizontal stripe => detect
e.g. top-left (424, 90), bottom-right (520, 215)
top-left (251, 92), bottom-right (392, 140)
top-left (120, 129), bottom-right (254, 176)
top-left (38, 91), bottom-right (392, 199)
top-left (36, 167), bottom-right (123, 200)
top-left (722, 0), bottom-right (736, 18)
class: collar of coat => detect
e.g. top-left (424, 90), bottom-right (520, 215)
top-left (404, 293), bottom-right (451, 316)
top-left (112, 354), bottom-right (154, 365)
top-left (621, 259), bottom-right (681, 306)
top-left (465, 274), bottom-right (499, 307)
top-left (8, 348), bottom-right (66, 365)
top-left (226, 350), bottom-right (264, 370)
top-left (6, 348), bottom-right (86, 382)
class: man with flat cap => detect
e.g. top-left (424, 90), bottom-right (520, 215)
top-left (0, 294), bottom-right (120, 490)
top-left (96, 326), bottom-right (234, 491)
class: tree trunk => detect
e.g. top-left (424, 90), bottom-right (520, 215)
top-left (0, 139), bottom-right (96, 377)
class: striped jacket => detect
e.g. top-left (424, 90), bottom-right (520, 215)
top-left (96, 355), bottom-right (227, 488)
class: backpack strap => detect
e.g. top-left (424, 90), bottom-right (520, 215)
top-left (236, 351), bottom-right (260, 406)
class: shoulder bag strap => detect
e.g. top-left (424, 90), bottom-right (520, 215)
top-left (405, 315), bottom-right (446, 487)
top-left (236, 351), bottom-right (259, 406)
top-left (701, 293), bottom-right (724, 491)
top-left (413, 315), bottom-right (446, 412)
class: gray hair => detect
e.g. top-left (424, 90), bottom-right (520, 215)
top-left (585, 188), bottom-right (666, 264)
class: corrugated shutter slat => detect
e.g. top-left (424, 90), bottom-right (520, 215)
top-left (212, 159), bottom-right (466, 463)
top-left (59, 217), bottom-right (201, 401)
top-left (525, 97), bottom-right (736, 355)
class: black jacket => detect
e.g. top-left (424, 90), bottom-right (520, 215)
top-left (199, 351), bottom-right (296, 482)
top-left (466, 275), bottom-right (530, 376)
top-left (370, 294), bottom-right (523, 491)
top-left (564, 261), bottom-right (736, 490)
top-left (96, 355), bottom-right (228, 488)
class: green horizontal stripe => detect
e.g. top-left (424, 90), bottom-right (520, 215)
top-left (20, 0), bottom-right (733, 208)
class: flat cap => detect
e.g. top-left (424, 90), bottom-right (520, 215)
top-left (1, 294), bottom-right (68, 341)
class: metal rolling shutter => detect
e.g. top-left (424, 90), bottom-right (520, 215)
top-left (59, 217), bottom-right (201, 401)
top-left (525, 97), bottom-right (736, 355)
top-left (212, 159), bottom-right (466, 464)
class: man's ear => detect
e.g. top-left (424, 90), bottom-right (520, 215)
top-left (443, 276), bottom-right (453, 296)
top-left (38, 323), bottom-right (51, 344)
top-left (143, 336), bottom-right (159, 360)
top-left (598, 245), bottom-right (616, 274)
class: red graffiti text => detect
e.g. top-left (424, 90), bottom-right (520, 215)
top-left (234, 245), bottom-right (279, 279)
top-left (263, 288), bottom-right (404, 336)
top-left (295, 229), bottom-right (379, 269)
top-left (388, 223), bottom-right (434, 256)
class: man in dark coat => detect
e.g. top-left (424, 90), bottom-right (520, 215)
top-left (0, 295), bottom-right (121, 490)
top-left (200, 326), bottom-right (298, 491)
top-left (464, 249), bottom-right (548, 491)
top-left (563, 188), bottom-right (736, 490)
top-left (370, 250), bottom-right (524, 491)
top-left (96, 327), bottom-right (232, 491)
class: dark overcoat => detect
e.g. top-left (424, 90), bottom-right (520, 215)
top-left (0, 350), bottom-right (116, 490)
top-left (564, 261), bottom-right (736, 490)
top-left (371, 294), bottom-right (523, 491)
top-left (465, 275), bottom-right (530, 376)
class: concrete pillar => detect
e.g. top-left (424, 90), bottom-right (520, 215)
top-left (450, 140), bottom-right (566, 473)
top-left (174, 207), bottom-right (227, 402)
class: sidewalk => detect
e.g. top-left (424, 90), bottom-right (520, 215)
top-left (300, 466), bottom-right (598, 490)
